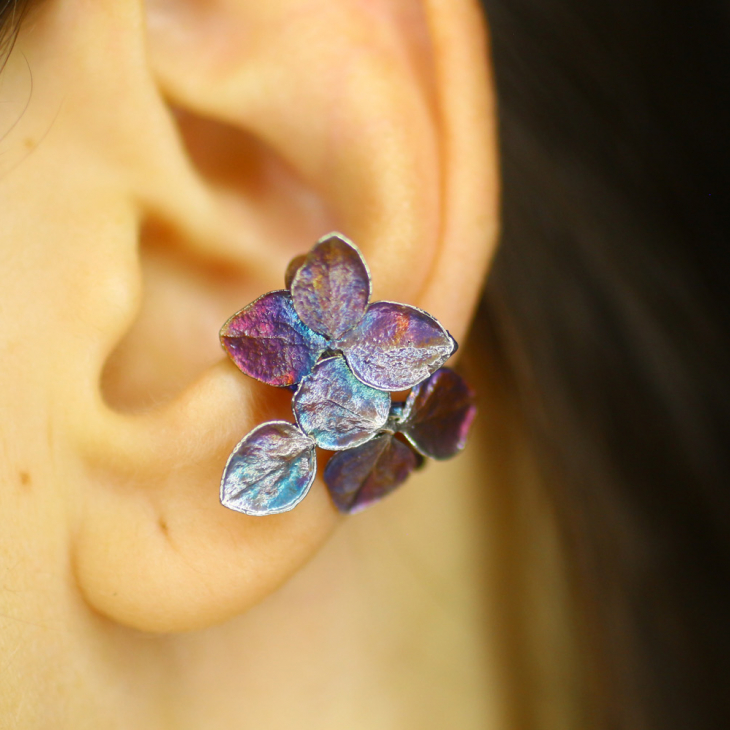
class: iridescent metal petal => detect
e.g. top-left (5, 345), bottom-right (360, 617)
top-left (337, 301), bottom-right (457, 391)
top-left (293, 355), bottom-right (390, 451)
top-left (290, 233), bottom-right (371, 340)
top-left (220, 421), bottom-right (317, 516)
top-left (400, 368), bottom-right (476, 460)
top-left (324, 433), bottom-right (418, 513)
top-left (220, 290), bottom-right (327, 387)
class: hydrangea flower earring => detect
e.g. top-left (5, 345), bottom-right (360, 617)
top-left (219, 233), bottom-right (476, 516)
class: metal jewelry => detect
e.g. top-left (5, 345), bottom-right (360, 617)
top-left (219, 233), bottom-right (476, 516)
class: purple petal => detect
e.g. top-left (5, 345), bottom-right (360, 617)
top-left (400, 368), bottom-right (476, 460)
top-left (324, 433), bottom-right (418, 514)
top-left (337, 301), bottom-right (457, 390)
top-left (290, 233), bottom-right (371, 339)
top-left (220, 421), bottom-right (316, 516)
top-left (293, 355), bottom-right (390, 451)
top-left (221, 290), bottom-right (327, 387)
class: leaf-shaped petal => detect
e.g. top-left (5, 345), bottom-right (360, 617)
top-left (220, 421), bottom-right (316, 516)
top-left (290, 233), bottom-right (371, 340)
top-left (220, 290), bottom-right (327, 387)
top-left (293, 355), bottom-right (390, 451)
top-left (337, 301), bottom-right (457, 390)
top-left (400, 368), bottom-right (476, 460)
top-left (324, 433), bottom-right (418, 513)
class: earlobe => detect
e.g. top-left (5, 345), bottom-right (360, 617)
top-left (74, 363), bottom-right (340, 633)
top-left (69, 0), bottom-right (497, 633)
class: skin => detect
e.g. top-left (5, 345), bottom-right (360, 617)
top-left (0, 0), bottom-right (566, 727)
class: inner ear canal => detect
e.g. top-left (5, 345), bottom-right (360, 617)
top-left (170, 104), bottom-right (338, 255)
top-left (101, 216), bottom-right (260, 412)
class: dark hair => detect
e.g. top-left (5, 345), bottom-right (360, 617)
top-left (481, 0), bottom-right (730, 727)
top-left (0, 0), bottom-right (31, 69)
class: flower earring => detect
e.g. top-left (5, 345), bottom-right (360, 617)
top-left (219, 233), bottom-right (476, 516)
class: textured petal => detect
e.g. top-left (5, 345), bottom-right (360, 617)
top-left (221, 290), bottom-right (327, 387)
top-left (337, 301), bottom-right (457, 390)
top-left (324, 433), bottom-right (418, 514)
top-left (220, 421), bottom-right (316, 516)
top-left (293, 355), bottom-right (390, 451)
top-left (401, 368), bottom-right (476, 460)
top-left (290, 233), bottom-right (371, 339)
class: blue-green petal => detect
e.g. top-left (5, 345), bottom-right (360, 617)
top-left (220, 421), bottom-right (316, 516)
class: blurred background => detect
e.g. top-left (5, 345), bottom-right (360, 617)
top-left (478, 0), bottom-right (730, 727)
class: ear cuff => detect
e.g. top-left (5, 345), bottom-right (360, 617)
top-left (219, 233), bottom-right (476, 516)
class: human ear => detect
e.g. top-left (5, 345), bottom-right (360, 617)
top-left (8, 0), bottom-right (497, 633)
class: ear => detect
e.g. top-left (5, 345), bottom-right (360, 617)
top-left (23, 0), bottom-right (497, 632)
